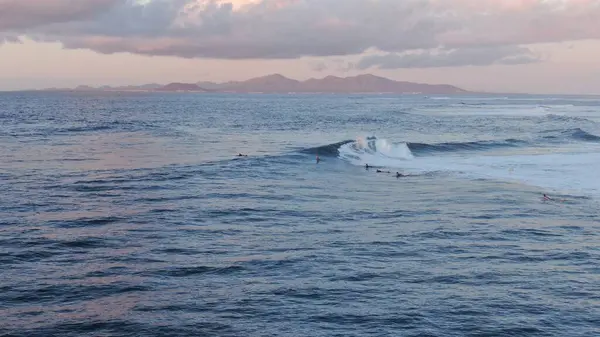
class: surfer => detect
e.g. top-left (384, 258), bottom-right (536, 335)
top-left (376, 169), bottom-right (390, 173)
top-left (237, 153), bottom-right (247, 157)
top-left (396, 172), bottom-right (407, 178)
top-left (542, 193), bottom-right (568, 202)
top-left (365, 164), bottom-right (370, 170)
top-left (316, 155), bottom-right (320, 164)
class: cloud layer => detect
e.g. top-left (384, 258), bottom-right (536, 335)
top-left (357, 46), bottom-right (541, 70)
top-left (0, 0), bottom-right (120, 30)
top-left (2, 0), bottom-right (599, 67)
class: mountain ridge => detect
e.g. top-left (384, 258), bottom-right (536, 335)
top-left (43, 74), bottom-right (470, 94)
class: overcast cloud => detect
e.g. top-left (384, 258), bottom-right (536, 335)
top-left (1, 0), bottom-right (599, 66)
top-left (357, 46), bottom-right (541, 70)
top-left (0, 0), bottom-right (120, 30)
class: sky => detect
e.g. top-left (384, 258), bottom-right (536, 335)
top-left (1, 0), bottom-right (599, 94)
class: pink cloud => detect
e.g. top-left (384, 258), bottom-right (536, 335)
top-left (2, 0), bottom-right (600, 61)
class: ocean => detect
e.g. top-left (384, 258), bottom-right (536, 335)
top-left (1, 91), bottom-right (599, 336)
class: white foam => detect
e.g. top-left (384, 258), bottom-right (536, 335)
top-left (427, 96), bottom-right (510, 101)
top-left (339, 136), bottom-right (413, 167)
top-left (339, 137), bottom-right (600, 198)
top-left (410, 151), bottom-right (600, 197)
top-left (418, 105), bottom-right (553, 117)
top-left (417, 103), bottom-right (597, 118)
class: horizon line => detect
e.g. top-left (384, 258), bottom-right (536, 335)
top-left (1, 72), bottom-right (599, 96)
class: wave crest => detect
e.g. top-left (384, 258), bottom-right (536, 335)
top-left (300, 140), bottom-right (354, 157)
top-left (300, 127), bottom-right (600, 168)
top-left (570, 128), bottom-right (600, 142)
top-left (541, 128), bottom-right (600, 142)
top-left (407, 139), bottom-right (525, 154)
top-left (339, 136), bottom-right (414, 167)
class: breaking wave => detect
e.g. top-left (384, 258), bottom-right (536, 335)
top-left (338, 136), bottom-right (414, 167)
top-left (316, 136), bottom-right (528, 163)
top-left (300, 140), bottom-right (354, 157)
top-left (407, 139), bottom-right (526, 155)
top-left (301, 127), bottom-right (600, 162)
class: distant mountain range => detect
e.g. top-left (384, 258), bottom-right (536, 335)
top-left (43, 74), bottom-right (469, 94)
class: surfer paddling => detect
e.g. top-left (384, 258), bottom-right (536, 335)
top-left (542, 193), bottom-right (567, 202)
top-left (365, 164), bottom-right (408, 178)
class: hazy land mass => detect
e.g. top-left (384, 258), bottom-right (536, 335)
top-left (43, 74), bottom-right (469, 94)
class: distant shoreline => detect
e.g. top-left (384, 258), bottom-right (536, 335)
top-left (30, 73), bottom-right (472, 95)
top-left (36, 90), bottom-right (471, 95)
top-left (10, 90), bottom-right (600, 97)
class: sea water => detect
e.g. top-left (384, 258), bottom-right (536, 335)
top-left (1, 92), bottom-right (599, 336)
